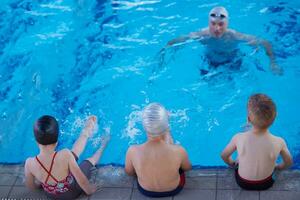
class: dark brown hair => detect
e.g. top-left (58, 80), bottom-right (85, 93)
top-left (34, 115), bottom-right (59, 145)
top-left (248, 94), bottom-right (276, 129)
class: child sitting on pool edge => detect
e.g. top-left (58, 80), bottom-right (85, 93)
top-left (221, 93), bottom-right (293, 190)
top-left (24, 115), bottom-right (109, 199)
top-left (125, 103), bottom-right (192, 198)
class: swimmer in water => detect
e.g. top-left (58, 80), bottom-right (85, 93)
top-left (164, 6), bottom-right (282, 75)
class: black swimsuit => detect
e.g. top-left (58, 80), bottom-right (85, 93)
top-left (137, 169), bottom-right (186, 198)
top-left (235, 168), bottom-right (275, 190)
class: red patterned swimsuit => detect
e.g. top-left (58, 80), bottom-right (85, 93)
top-left (35, 152), bottom-right (74, 195)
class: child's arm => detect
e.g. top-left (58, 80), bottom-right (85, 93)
top-left (179, 147), bottom-right (192, 171)
top-left (221, 135), bottom-right (238, 167)
top-left (275, 139), bottom-right (293, 170)
top-left (125, 147), bottom-right (136, 176)
top-left (24, 158), bottom-right (41, 190)
top-left (67, 152), bottom-right (96, 195)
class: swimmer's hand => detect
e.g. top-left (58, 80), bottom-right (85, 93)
top-left (270, 62), bottom-right (283, 75)
top-left (166, 40), bottom-right (184, 47)
top-left (167, 40), bottom-right (175, 47)
top-left (155, 47), bottom-right (167, 69)
top-left (166, 36), bottom-right (190, 47)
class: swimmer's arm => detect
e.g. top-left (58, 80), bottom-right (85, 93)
top-left (276, 140), bottom-right (293, 170)
top-left (221, 135), bottom-right (238, 167)
top-left (24, 158), bottom-right (41, 190)
top-left (179, 147), bottom-right (192, 171)
top-left (167, 35), bottom-right (190, 46)
top-left (68, 151), bottom-right (96, 195)
top-left (166, 29), bottom-right (206, 47)
top-left (259, 40), bottom-right (283, 74)
top-left (125, 147), bottom-right (136, 176)
top-left (233, 31), bottom-right (282, 74)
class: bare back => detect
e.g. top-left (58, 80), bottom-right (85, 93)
top-left (236, 131), bottom-right (285, 180)
top-left (25, 149), bottom-right (72, 185)
top-left (128, 141), bottom-right (187, 191)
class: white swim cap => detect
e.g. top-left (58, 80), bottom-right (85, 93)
top-left (209, 7), bottom-right (228, 21)
top-left (142, 103), bottom-right (169, 137)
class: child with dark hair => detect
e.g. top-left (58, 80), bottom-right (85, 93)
top-left (221, 94), bottom-right (293, 190)
top-left (25, 115), bottom-right (109, 199)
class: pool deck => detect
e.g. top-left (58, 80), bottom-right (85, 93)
top-left (0, 165), bottom-right (299, 200)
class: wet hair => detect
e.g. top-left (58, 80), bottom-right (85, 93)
top-left (248, 94), bottom-right (276, 129)
top-left (142, 103), bottom-right (169, 137)
top-left (34, 115), bottom-right (59, 145)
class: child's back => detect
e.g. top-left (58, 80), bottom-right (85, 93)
top-left (26, 149), bottom-right (73, 187)
top-left (125, 103), bottom-right (191, 197)
top-left (128, 139), bottom-right (187, 191)
top-left (221, 94), bottom-right (293, 190)
top-left (234, 130), bottom-right (288, 180)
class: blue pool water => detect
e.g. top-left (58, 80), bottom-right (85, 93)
top-left (0, 0), bottom-right (299, 168)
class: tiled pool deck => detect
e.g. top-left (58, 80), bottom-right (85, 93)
top-left (0, 165), bottom-right (299, 200)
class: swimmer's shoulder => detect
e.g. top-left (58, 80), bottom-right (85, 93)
top-left (226, 29), bottom-right (257, 42)
top-left (224, 29), bottom-right (240, 38)
top-left (190, 27), bottom-right (210, 38)
top-left (199, 27), bottom-right (209, 34)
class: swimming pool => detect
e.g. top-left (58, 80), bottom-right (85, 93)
top-left (0, 0), bottom-right (299, 168)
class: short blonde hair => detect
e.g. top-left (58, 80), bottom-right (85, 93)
top-left (248, 94), bottom-right (276, 129)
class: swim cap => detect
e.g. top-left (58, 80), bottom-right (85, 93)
top-left (34, 115), bottom-right (59, 145)
top-left (209, 7), bottom-right (228, 21)
top-left (142, 103), bottom-right (169, 137)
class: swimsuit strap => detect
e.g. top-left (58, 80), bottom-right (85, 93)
top-left (35, 152), bottom-right (59, 184)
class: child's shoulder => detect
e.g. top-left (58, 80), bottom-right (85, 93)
top-left (170, 143), bottom-right (188, 154)
top-left (232, 132), bottom-right (245, 139)
top-left (25, 156), bottom-right (38, 172)
top-left (127, 144), bottom-right (141, 153)
top-left (25, 156), bottom-right (35, 166)
top-left (55, 148), bottom-right (74, 159)
top-left (269, 132), bottom-right (286, 144)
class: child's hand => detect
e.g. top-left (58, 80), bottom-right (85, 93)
top-left (229, 160), bottom-right (238, 169)
top-left (275, 164), bottom-right (283, 171)
top-left (87, 184), bottom-right (97, 195)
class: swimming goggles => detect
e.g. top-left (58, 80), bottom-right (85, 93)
top-left (210, 13), bottom-right (227, 19)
